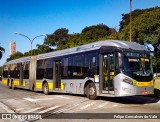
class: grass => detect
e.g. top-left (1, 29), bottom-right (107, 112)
top-left (153, 77), bottom-right (160, 97)
top-left (154, 77), bottom-right (160, 89)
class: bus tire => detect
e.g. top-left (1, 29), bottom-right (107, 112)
top-left (43, 82), bottom-right (49, 95)
top-left (8, 80), bottom-right (12, 89)
top-left (86, 82), bottom-right (98, 100)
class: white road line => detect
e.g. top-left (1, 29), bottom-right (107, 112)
top-left (24, 106), bottom-right (45, 113)
top-left (36, 98), bottom-right (54, 101)
top-left (0, 102), bottom-right (15, 113)
top-left (93, 102), bottom-right (109, 109)
top-left (16, 108), bottom-right (25, 112)
top-left (24, 98), bottom-right (37, 102)
top-left (56, 96), bottom-right (70, 99)
top-left (38, 105), bottom-right (60, 113)
top-left (112, 104), bottom-right (118, 107)
top-left (24, 97), bottom-right (55, 102)
top-left (53, 101), bottom-right (87, 113)
top-left (80, 102), bottom-right (96, 110)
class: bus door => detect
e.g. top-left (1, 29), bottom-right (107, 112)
top-left (54, 60), bottom-right (61, 90)
top-left (102, 53), bottom-right (115, 94)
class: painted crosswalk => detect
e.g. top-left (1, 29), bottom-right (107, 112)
top-left (93, 102), bottom-right (109, 109)
top-left (2, 94), bottom-right (131, 118)
top-left (22, 95), bottom-right (123, 113)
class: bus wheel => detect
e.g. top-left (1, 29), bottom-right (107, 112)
top-left (86, 82), bottom-right (98, 100)
top-left (8, 80), bottom-right (12, 89)
top-left (43, 82), bottom-right (49, 95)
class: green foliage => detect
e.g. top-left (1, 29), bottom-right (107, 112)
top-left (6, 6), bottom-right (160, 64)
top-left (36, 44), bottom-right (53, 54)
top-left (7, 51), bottom-right (23, 61)
top-left (43, 24), bottom-right (117, 50)
top-left (44, 28), bottom-right (69, 50)
top-left (66, 33), bottom-right (81, 48)
top-left (80, 24), bottom-right (111, 44)
top-left (119, 7), bottom-right (160, 44)
top-left (0, 46), bottom-right (5, 59)
top-left (0, 66), bottom-right (2, 76)
top-left (24, 52), bottom-right (30, 57)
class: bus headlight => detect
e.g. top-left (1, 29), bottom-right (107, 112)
top-left (123, 78), bottom-right (133, 85)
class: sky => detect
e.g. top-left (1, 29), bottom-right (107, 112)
top-left (0, 0), bottom-right (160, 66)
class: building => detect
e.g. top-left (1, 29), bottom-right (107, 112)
top-left (9, 41), bottom-right (16, 56)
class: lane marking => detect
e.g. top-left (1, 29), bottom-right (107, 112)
top-left (24, 98), bottom-right (37, 102)
top-left (53, 103), bottom-right (78, 113)
top-left (113, 104), bottom-right (118, 107)
top-left (36, 98), bottom-right (54, 101)
top-left (80, 102), bottom-right (96, 110)
top-left (93, 102), bottom-right (109, 109)
top-left (56, 96), bottom-right (70, 99)
top-left (24, 97), bottom-right (54, 102)
top-left (24, 106), bottom-right (45, 113)
top-left (53, 100), bottom-right (88, 113)
top-left (16, 108), bottom-right (25, 112)
top-left (0, 102), bottom-right (15, 113)
top-left (38, 105), bottom-right (60, 113)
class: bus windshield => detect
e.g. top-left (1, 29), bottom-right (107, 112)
top-left (123, 51), bottom-right (153, 82)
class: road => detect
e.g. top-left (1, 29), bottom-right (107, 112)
top-left (0, 82), bottom-right (160, 122)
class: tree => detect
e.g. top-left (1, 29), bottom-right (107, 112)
top-left (44, 28), bottom-right (69, 50)
top-left (119, 7), bottom-right (160, 44)
top-left (80, 24), bottom-right (110, 44)
top-left (0, 66), bottom-right (2, 76)
top-left (7, 51), bottom-right (23, 61)
top-left (152, 41), bottom-right (160, 76)
top-left (36, 44), bottom-right (53, 54)
top-left (24, 52), bottom-right (30, 57)
top-left (0, 46), bottom-right (5, 59)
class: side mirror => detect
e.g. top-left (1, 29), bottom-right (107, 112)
top-left (144, 42), bottom-right (154, 56)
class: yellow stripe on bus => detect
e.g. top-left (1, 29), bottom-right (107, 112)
top-left (48, 82), bottom-right (53, 90)
top-left (2, 79), bottom-right (7, 85)
top-left (22, 81), bottom-right (26, 87)
top-left (61, 82), bottom-right (65, 90)
top-left (14, 80), bottom-right (20, 86)
top-left (36, 82), bottom-right (53, 90)
top-left (133, 80), bottom-right (153, 86)
top-left (36, 82), bottom-right (42, 89)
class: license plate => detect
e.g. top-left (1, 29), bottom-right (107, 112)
top-left (142, 91), bottom-right (148, 94)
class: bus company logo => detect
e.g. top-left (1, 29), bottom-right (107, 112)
top-left (133, 80), bottom-right (137, 86)
top-left (2, 114), bottom-right (12, 119)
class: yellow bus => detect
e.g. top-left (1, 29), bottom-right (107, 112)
top-left (2, 40), bottom-right (154, 100)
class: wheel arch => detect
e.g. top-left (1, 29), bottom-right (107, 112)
top-left (84, 80), bottom-right (94, 95)
top-left (42, 80), bottom-right (48, 88)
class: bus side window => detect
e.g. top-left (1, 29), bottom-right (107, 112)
top-left (24, 61), bottom-right (30, 79)
top-left (85, 53), bottom-right (98, 77)
top-left (73, 54), bottom-right (85, 77)
top-left (3, 65), bottom-right (9, 78)
top-left (117, 52), bottom-right (124, 73)
top-left (45, 58), bottom-right (53, 79)
top-left (62, 56), bottom-right (73, 78)
top-left (36, 60), bottom-right (44, 80)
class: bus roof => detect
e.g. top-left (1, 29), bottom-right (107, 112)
top-left (4, 40), bottom-right (148, 65)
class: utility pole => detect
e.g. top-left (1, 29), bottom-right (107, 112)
top-left (130, 0), bottom-right (132, 42)
top-left (15, 32), bottom-right (46, 56)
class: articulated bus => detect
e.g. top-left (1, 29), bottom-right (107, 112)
top-left (2, 40), bottom-right (154, 100)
